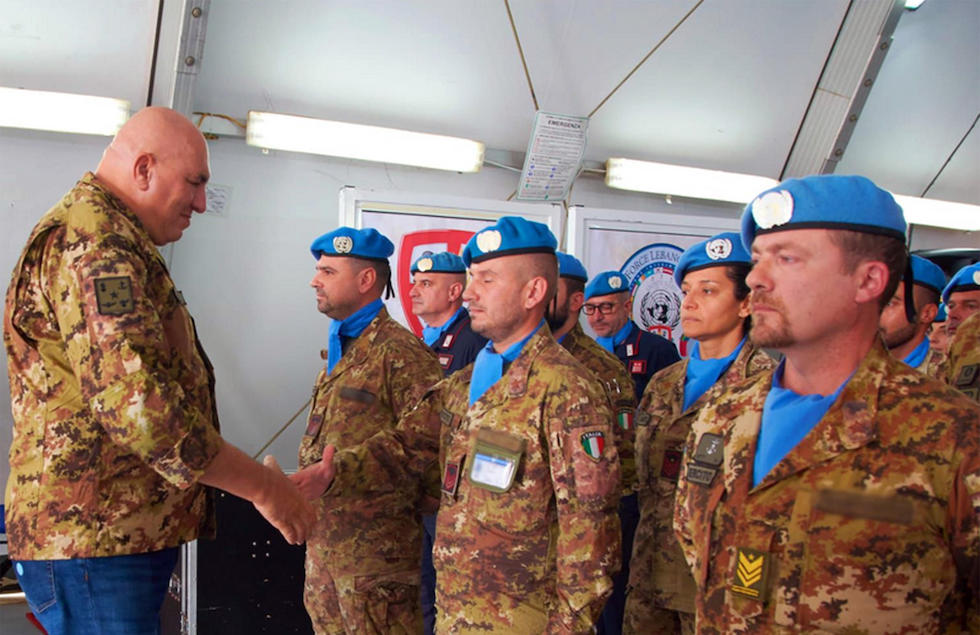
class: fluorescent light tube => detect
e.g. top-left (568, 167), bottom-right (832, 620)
top-left (246, 111), bottom-right (485, 173)
top-left (0, 87), bottom-right (130, 136)
top-left (605, 157), bottom-right (779, 204)
top-left (894, 194), bottom-right (980, 231)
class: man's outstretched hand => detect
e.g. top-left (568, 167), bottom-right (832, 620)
top-left (290, 445), bottom-right (336, 499)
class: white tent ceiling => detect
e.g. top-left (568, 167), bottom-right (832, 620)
top-left (2, 0), bottom-right (978, 205)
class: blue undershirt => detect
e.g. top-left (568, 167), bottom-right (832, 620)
top-left (327, 299), bottom-right (383, 374)
top-left (469, 320), bottom-right (543, 405)
top-left (752, 362), bottom-right (852, 487)
top-left (902, 337), bottom-right (931, 369)
top-left (596, 321), bottom-right (632, 353)
top-left (683, 337), bottom-right (746, 412)
top-left (422, 306), bottom-right (464, 347)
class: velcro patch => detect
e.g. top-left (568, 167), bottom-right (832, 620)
top-left (580, 431), bottom-right (605, 461)
top-left (94, 276), bottom-right (134, 316)
top-left (731, 547), bottom-right (769, 600)
top-left (661, 448), bottom-right (682, 480)
top-left (685, 463), bottom-right (716, 485)
top-left (955, 364), bottom-right (978, 387)
top-left (617, 411), bottom-right (633, 430)
top-left (692, 433), bottom-right (724, 466)
top-left (305, 413), bottom-right (323, 437)
top-left (339, 386), bottom-right (376, 404)
top-left (635, 410), bottom-right (652, 427)
top-left (442, 460), bottom-right (462, 497)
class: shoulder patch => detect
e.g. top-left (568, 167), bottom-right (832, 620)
top-left (955, 363), bottom-right (978, 387)
top-left (94, 276), bottom-right (135, 315)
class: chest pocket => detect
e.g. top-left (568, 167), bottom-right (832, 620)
top-left (464, 426), bottom-right (550, 535)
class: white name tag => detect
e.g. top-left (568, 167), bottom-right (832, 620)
top-left (470, 452), bottom-right (516, 491)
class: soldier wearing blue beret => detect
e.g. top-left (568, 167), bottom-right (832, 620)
top-left (293, 216), bottom-right (623, 633)
top-left (942, 262), bottom-right (980, 339)
top-left (626, 232), bottom-right (775, 634)
top-left (879, 254), bottom-right (947, 377)
top-left (929, 302), bottom-right (950, 354)
top-left (301, 225), bottom-right (443, 634)
top-left (674, 174), bottom-right (980, 633)
top-left (584, 271), bottom-right (680, 398)
top-left (408, 250), bottom-right (486, 635)
top-left (583, 270), bottom-right (679, 635)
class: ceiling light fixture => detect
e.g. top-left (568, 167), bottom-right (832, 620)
top-left (894, 194), bottom-right (980, 232)
top-left (0, 87), bottom-right (130, 136)
top-left (605, 157), bottom-right (779, 204)
top-left (246, 111), bottom-right (485, 173)
top-left (904, 0), bottom-right (926, 10)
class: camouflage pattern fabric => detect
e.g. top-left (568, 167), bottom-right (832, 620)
top-left (3, 173), bottom-right (223, 560)
top-left (674, 341), bottom-right (980, 633)
top-left (918, 346), bottom-right (947, 382)
top-left (947, 311), bottom-right (980, 402)
top-left (625, 343), bottom-right (772, 635)
top-left (330, 326), bottom-right (622, 633)
top-left (299, 306), bottom-right (442, 634)
top-left (561, 321), bottom-right (637, 494)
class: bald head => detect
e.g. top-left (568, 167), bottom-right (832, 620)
top-left (95, 107), bottom-right (210, 245)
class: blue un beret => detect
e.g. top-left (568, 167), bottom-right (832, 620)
top-left (740, 175), bottom-right (907, 251)
top-left (311, 226), bottom-right (394, 261)
top-left (674, 231), bottom-right (752, 287)
top-left (906, 255), bottom-right (946, 295)
top-left (556, 252), bottom-right (588, 282)
top-left (411, 251), bottom-right (466, 274)
top-left (585, 271), bottom-right (630, 300)
top-left (461, 216), bottom-right (557, 266)
top-left (941, 262), bottom-right (980, 304)
top-left (935, 303), bottom-right (947, 323)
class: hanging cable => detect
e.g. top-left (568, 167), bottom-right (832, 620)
top-left (504, 0), bottom-right (539, 111)
top-left (587, 0), bottom-right (704, 118)
top-left (921, 111), bottom-right (979, 198)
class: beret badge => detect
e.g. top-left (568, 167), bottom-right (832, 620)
top-left (705, 238), bottom-right (733, 260)
top-left (476, 229), bottom-right (503, 253)
top-left (752, 190), bottom-right (794, 230)
top-left (333, 236), bottom-right (353, 254)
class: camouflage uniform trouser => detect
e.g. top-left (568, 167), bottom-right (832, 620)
top-left (623, 604), bottom-right (695, 635)
top-left (435, 591), bottom-right (549, 633)
top-left (304, 553), bottom-right (421, 635)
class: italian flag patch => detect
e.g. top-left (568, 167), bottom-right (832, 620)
top-left (617, 411), bottom-right (633, 430)
top-left (580, 431), bottom-right (605, 461)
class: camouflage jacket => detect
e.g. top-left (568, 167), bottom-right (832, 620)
top-left (674, 341), bottom-right (980, 634)
top-left (629, 343), bottom-right (772, 618)
top-left (299, 306), bottom-right (442, 578)
top-left (3, 173), bottom-right (223, 560)
top-left (561, 321), bottom-right (637, 494)
top-left (946, 312), bottom-right (980, 402)
top-left (918, 346), bottom-right (946, 381)
top-left (331, 326), bottom-right (622, 633)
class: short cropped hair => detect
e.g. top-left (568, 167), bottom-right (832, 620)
top-left (829, 230), bottom-right (907, 310)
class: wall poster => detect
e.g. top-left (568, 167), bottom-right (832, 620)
top-left (339, 186), bottom-right (563, 335)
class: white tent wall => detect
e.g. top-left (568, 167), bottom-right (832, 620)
top-left (1, 128), bottom-right (976, 494)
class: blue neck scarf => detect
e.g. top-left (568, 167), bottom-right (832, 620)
top-left (902, 337), bottom-right (931, 369)
top-left (422, 306), bottom-right (464, 347)
top-left (327, 299), bottom-right (383, 375)
top-left (683, 337), bottom-right (746, 411)
top-left (753, 362), bottom-right (852, 487)
top-left (469, 320), bottom-right (543, 405)
top-left (596, 321), bottom-right (633, 353)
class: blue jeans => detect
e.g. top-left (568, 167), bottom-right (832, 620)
top-left (14, 547), bottom-right (178, 635)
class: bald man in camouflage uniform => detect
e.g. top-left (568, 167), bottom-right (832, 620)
top-left (674, 176), bottom-right (979, 633)
top-left (295, 217), bottom-right (622, 633)
top-left (548, 253), bottom-right (637, 492)
top-left (4, 107), bottom-right (311, 634)
top-left (946, 311), bottom-right (980, 402)
top-left (301, 226), bottom-right (443, 634)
